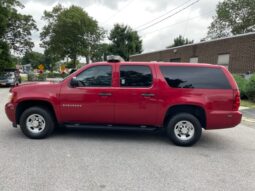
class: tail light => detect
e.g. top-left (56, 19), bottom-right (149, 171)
top-left (233, 89), bottom-right (240, 111)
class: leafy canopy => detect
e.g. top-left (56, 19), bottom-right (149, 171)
top-left (0, 0), bottom-right (37, 54)
top-left (21, 51), bottom-right (44, 69)
top-left (167, 35), bottom-right (193, 48)
top-left (0, 0), bottom-right (37, 72)
top-left (108, 24), bottom-right (142, 61)
top-left (40, 5), bottom-right (104, 66)
top-left (207, 0), bottom-right (255, 39)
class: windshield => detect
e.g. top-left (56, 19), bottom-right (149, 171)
top-left (0, 72), bottom-right (15, 79)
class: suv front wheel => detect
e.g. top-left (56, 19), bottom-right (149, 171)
top-left (166, 113), bottom-right (202, 146)
top-left (20, 107), bottom-right (55, 139)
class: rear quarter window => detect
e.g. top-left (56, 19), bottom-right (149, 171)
top-left (160, 66), bottom-right (231, 89)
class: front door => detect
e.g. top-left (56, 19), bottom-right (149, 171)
top-left (114, 64), bottom-right (158, 126)
top-left (59, 65), bottom-right (115, 124)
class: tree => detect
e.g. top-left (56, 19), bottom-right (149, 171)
top-left (167, 35), bottom-right (193, 48)
top-left (207, 0), bottom-right (255, 39)
top-left (108, 24), bottom-right (142, 61)
top-left (22, 51), bottom-right (44, 69)
top-left (0, 41), bottom-right (13, 72)
top-left (90, 43), bottom-right (110, 62)
top-left (0, 0), bottom-right (37, 54)
top-left (0, 0), bottom-right (37, 72)
top-left (40, 5), bottom-right (104, 67)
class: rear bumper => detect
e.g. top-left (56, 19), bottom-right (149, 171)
top-left (5, 102), bottom-right (16, 125)
top-left (206, 111), bottom-right (242, 129)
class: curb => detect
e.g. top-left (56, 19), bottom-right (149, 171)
top-left (242, 117), bottom-right (255, 123)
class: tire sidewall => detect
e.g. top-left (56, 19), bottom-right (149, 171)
top-left (166, 113), bottom-right (202, 146)
top-left (20, 107), bottom-right (54, 139)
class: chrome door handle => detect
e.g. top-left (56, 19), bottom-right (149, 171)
top-left (141, 93), bottom-right (155, 97)
top-left (98, 92), bottom-right (112, 96)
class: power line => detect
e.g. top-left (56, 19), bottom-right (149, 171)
top-left (103, 0), bottom-right (136, 25)
top-left (139, 10), bottom-right (214, 37)
top-left (135, 0), bottom-right (193, 30)
top-left (140, 15), bottom-right (201, 36)
top-left (137, 0), bottom-right (200, 32)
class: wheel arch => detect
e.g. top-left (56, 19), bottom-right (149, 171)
top-left (16, 100), bottom-right (58, 125)
top-left (163, 104), bottom-right (206, 128)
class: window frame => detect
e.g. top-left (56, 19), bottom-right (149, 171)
top-left (74, 65), bottom-right (113, 88)
top-left (118, 65), bottom-right (154, 88)
top-left (189, 57), bottom-right (199, 63)
top-left (159, 65), bottom-right (231, 89)
top-left (170, 58), bottom-right (181, 62)
top-left (217, 53), bottom-right (230, 67)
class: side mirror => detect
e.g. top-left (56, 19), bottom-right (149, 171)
top-left (70, 77), bottom-right (79, 87)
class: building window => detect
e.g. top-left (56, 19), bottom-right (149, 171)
top-left (217, 54), bottom-right (230, 68)
top-left (170, 58), bottom-right (181, 62)
top-left (189, 57), bottom-right (198, 63)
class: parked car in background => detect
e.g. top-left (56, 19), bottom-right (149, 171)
top-left (0, 69), bottom-right (21, 87)
top-left (5, 56), bottom-right (242, 146)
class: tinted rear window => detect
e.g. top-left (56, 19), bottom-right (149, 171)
top-left (120, 65), bottom-right (152, 87)
top-left (160, 66), bottom-right (231, 89)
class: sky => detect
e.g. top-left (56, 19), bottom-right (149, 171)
top-left (18, 0), bottom-right (221, 57)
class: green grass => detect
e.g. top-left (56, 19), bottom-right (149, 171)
top-left (241, 100), bottom-right (255, 108)
top-left (20, 75), bottom-right (28, 82)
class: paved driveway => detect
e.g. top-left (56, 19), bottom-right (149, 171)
top-left (0, 87), bottom-right (255, 191)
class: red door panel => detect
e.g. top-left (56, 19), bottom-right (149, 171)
top-left (59, 87), bottom-right (115, 124)
top-left (59, 64), bottom-right (115, 124)
top-left (114, 64), bottom-right (159, 126)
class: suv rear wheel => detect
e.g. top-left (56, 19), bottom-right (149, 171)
top-left (166, 113), bottom-right (202, 146)
top-left (20, 107), bottom-right (55, 139)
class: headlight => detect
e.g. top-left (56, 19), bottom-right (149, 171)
top-left (8, 92), bottom-right (14, 102)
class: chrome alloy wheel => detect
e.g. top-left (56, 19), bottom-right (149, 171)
top-left (26, 114), bottom-right (46, 134)
top-left (174, 120), bottom-right (195, 141)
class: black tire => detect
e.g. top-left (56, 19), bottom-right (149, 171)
top-left (20, 107), bottom-right (55, 139)
top-left (166, 113), bottom-right (202, 146)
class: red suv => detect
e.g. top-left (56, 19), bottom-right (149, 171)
top-left (5, 57), bottom-right (242, 146)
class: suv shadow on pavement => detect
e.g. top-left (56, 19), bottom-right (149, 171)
top-left (52, 127), bottom-right (231, 149)
top-left (4, 123), bottom-right (233, 150)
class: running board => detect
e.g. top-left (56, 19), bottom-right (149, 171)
top-left (64, 123), bottom-right (158, 132)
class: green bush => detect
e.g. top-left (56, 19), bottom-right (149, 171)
top-left (37, 74), bottom-right (47, 81)
top-left (47, 72), bottom-right (57, 78)
top-left (233, 74), bottom-right (248, 99)
top-left (27, 73), bottom-right (35, 81)
top-left (27, 73), bottom-right (46, 81)
top-left (27, 72), bottom-right (70, 81)
top-left (246, 74), bottom-right (255, 102)
top-left (47, 72), bottom-right (68, 78)
top-left (20, 75), bottom-right (28, 82)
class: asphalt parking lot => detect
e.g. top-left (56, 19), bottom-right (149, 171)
top-left (0, 87), bottom-right (255, 191)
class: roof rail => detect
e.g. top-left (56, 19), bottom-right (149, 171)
top-left (107, 55), bottom-right (124, 62)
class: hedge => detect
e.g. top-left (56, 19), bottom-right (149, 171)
top-left (233, 74), bottom-right (248, 99)
top-left (245, 74), bottom-right (255, 102)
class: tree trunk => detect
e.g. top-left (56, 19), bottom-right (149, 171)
top-left (86, 55), bottom-right (90, 64)
top-left (73, 55), bottom-right (77, 69)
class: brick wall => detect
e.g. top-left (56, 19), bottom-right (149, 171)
top-left (130, 33), bottom-right (255, 73)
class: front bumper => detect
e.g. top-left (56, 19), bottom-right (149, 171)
top-left (5, 102), bottom-right (16, 125)
top-left (0, 80), bottom-right (8, 86)
top-left (0, 81), bottom-right (14, 86)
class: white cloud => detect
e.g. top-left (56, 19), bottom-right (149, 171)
top-left (18, 0), bottom-right (221, 55)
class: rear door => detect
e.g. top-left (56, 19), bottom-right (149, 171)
top-left (114, 64), bottom-right (158, 126)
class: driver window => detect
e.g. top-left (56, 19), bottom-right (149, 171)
top-left (76, 65), bottom-right (112, 87)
